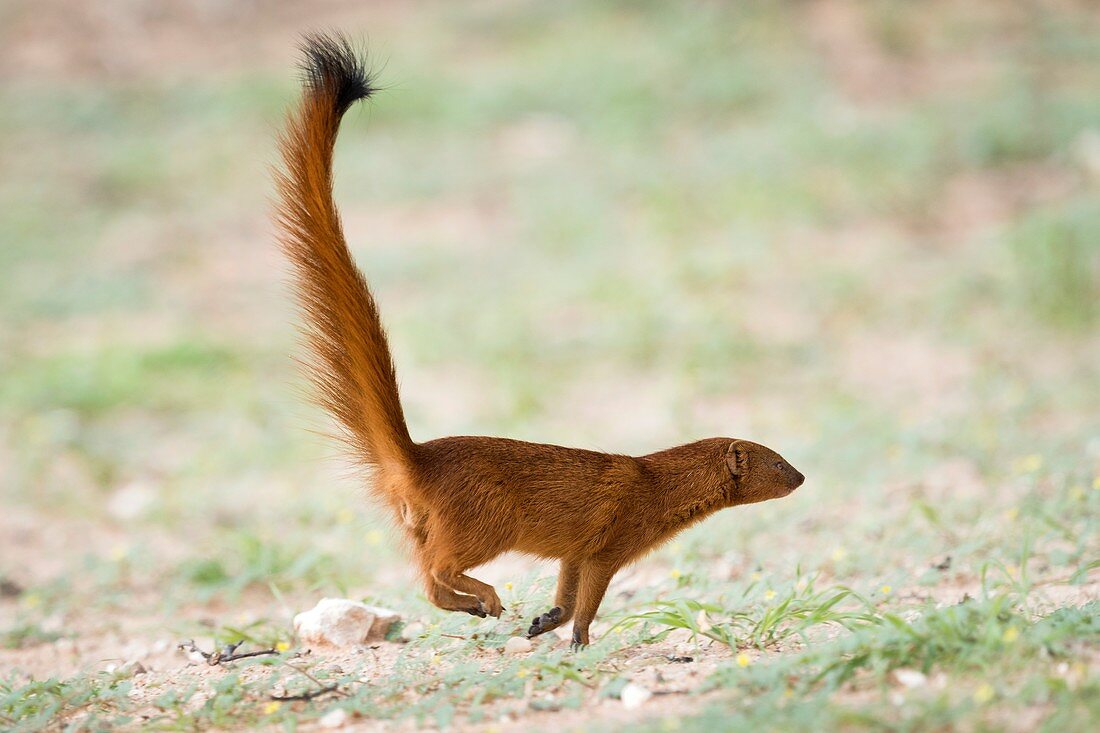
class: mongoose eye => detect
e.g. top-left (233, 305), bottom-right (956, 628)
top-left (775, 461), bottom-right (784, 470)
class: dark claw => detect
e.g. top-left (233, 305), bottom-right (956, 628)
top-left (527, 606), bottom-right (565, 638)
top-left (569, 641), bottom-right (587, 652)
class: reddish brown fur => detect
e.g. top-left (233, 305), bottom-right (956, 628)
top-left (275, 34), bottom-right (805, 647)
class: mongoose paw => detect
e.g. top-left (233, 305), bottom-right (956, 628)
top-left (526, 606), bottom-right (563, 638)
top-left (481, 598), bottom-right (504, 618)
top-left (569, 641), bottom-right (588, 653)
top-left (465, 603), bottom-right (488, 618)
top-left (569, 628), bottom-right (589, 651)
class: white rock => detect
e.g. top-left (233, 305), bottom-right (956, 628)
top-left (40, 613), bottom-right (65, 634)
top-left (892, 668), bottom-right (928, 688)
top-left (107, 481), bottom-right (156, 520)
top-left (293, 598), bottom-right (400, 648)
top-left (185, 648), bottom-right (207, 665)
top-left (319, 708), bottom-right (350, 728)
top-left (400, 621), bottom-right (426, 642)
top-left (503, 636), bottom-right (532, 654)
top-left (620, 682), bottom-right (652, 710)
top-left (103, 662), bottom-right (145, 679)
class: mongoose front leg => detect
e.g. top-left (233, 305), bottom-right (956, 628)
top-left (432, 567), bottom-right (504, 618)
top-left (569, 561), bottom-right (616, 650)
top-left (528, 560), bottom-right (580, 638)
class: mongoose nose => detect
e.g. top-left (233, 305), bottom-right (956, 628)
top-left (793, 471), bottom-right (805, 488)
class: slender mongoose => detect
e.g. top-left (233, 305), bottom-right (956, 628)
top-left (274, 33), bottom-right (805, 647)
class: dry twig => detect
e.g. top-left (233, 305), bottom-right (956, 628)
top-left (270, 663), bottom-right (347, 701)
top-left (178, 639), bottom-right (279, 666)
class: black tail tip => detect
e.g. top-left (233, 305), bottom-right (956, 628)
top-left (299, 31), bottom-right (375, 113)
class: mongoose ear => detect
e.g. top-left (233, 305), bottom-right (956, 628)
top-left (726, 441), bottom-right (748, 477)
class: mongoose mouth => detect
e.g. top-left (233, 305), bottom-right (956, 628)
top-left (785, 470), bottom-right (806, 495)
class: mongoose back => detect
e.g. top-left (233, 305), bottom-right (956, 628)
top-left (275, 33), bottom-right (805, 647)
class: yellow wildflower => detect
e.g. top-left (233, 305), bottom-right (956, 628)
top-left (1013, 454), bottom-right (1042, 474)
top-left (973, 684), bottom-right (995, 704)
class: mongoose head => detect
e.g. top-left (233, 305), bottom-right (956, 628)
top-left (726, 440), bottom-right (804, 504)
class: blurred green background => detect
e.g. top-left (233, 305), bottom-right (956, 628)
top-left (0, 0), bottom-right (1097, 729)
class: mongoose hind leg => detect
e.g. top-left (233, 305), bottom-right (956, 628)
top-left (418, 536), bottom-right (499, 618)
top-left (528, 560), bottom-right (580, 638)
top-left (426, 581), bottom-right (489, 618)
top-left (421, 521), bottom-right (510, 618)
top-left (432, 567), bottom-right (504, 618)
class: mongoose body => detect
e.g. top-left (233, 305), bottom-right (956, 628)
top-left (275, 34), bottom-right (805, 647)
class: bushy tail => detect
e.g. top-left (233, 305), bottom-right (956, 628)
top-left (275, 32), bottom-right (414, 473)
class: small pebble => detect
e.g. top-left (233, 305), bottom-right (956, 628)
top-left (106, 481), bottom-right (156, 520)
top-left (400, 621), bottom-right (426, 642)
top-left (0, 578), bottom-right (24, 598)
top-left (620, 682), bottom-right (652, 710)
top-left (319, 708), bottom-right (350, 728)
top-left (503, 636), bottom-right (532, 654)
top-left (892, 668), bottom-right (927, 688)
